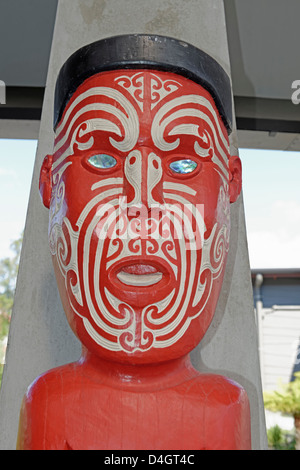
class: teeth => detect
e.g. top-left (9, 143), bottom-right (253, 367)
top-left (117, 271), bottom-right (163, 286)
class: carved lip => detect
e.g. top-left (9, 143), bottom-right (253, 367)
top-left (121, 264), bottom-right (159, 275)
top-left (117, 270), bottom-right (163, 287)
top-left (108, 258), bottom-right (173, 290)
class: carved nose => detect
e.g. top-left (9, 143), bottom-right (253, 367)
top-left (124, 148), bottom-right (164, 216)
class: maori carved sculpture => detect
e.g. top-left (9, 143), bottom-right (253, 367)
top-left (17, 35), bottom-right (251, 450)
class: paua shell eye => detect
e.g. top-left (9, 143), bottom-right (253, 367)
top-left (169, 159), bottom-right (197, 174)
top-left (88, 154), bottom-right (117, 169)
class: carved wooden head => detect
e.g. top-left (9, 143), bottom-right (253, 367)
top-left (39, 35), bottom-right (241, 364)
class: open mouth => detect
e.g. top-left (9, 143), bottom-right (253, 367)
top-left (107, 258), bottom-right (174, 306)
top-left (116, 264), bottom-right (163, 287)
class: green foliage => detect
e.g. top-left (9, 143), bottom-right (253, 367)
top-left (267, 425), bottom-right (296, 450)
top-left (0, 233), bottom-right (23, 389)
top-left (0, 234), bottom-right (22, 298)
top-left (0, 311), bottom-right (10, 341)
top-left (0, 233), bottom-right (22, 341)
top-left (264, 372), bottom-right (300, 417)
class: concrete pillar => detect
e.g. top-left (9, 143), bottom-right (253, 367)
top-left (0, 0), bottom-right (267, 449)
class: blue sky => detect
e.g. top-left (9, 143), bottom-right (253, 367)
top-left (240, 148), bottom-right (300, 269)
top-left (0, 138), bottom-right (299, 269)
top-left (0, 139), bottom-right (36, 258)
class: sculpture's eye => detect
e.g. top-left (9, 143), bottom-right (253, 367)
top-left (169, 159), bottom-right (197, 174)
top-left (88, 154), bottom-right (117, 169)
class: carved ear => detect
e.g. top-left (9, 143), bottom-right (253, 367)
top-left (39, 154), bottom-right (53, 209)
top-left (228, 155), bottom-right (242, 203)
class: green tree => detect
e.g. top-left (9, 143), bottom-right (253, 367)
top-left (0, 233), bottom-right (23, 386)
top-left (264, 372), bottom-right (300, 450)
top-left (0, 233), bottom-right (23, 339)
top-left (267, 425), bottom-right (296, 450)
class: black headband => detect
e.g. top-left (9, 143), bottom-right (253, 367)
top-left (54, 34), bottom-right (233, 134)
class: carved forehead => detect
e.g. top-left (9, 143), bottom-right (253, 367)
top-left (53, 34), bottom-right (232, 133)
top-left (53, 69), bottom-right (230, 173)
top-left (54, 68), bottom-right (226, 135)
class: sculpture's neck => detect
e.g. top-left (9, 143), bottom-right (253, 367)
top-left (79, 349), bottom-right (199, 391)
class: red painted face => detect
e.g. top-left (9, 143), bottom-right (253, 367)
top-left (40, 69), bottom-right (241, 364)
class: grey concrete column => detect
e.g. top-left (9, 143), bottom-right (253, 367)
top-left (0, 0), bottom-right (267, 449)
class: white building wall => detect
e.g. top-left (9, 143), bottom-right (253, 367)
top-left (258, 306), bottom-right (300, 391)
